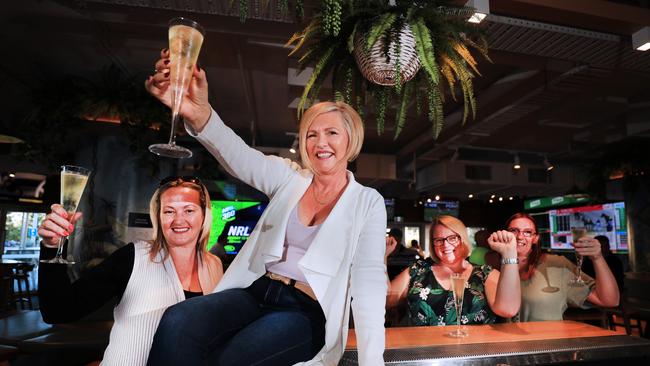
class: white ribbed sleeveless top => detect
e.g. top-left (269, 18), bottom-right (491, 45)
top-left (100, 241), bottom-right (186, 366)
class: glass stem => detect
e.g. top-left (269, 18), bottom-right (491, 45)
top-left (168, 114), bottom-right (181, 146)
top-left (576, 255), bottom-right (583, 280)
top-left (55, 236), bottom-right (66, 260)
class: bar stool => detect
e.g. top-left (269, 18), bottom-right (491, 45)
top-left (11, 263), bottom-right (35, 310)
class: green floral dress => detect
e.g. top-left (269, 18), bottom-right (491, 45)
top-left (406, 258), bottom-right (496, 326)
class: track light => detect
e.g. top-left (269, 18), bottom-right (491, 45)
top-left (468, 194), bottom-right (474, 199)
top-left (543, 156), bottom-right (554, 171)
top-left (490, 194), bottom-right (496, 199)
top-left (632, 26), bottom-right (650, 51)
top-left (509, 196), bottom-right (513, 201)
top-left (466, 0), bottom-right (490, 24)
top-left (426, 198), bottom-right (432, 203)
top-left (450, 148), bottom-right (459, 163)
top-left (288, 136), bottom-right (298, 154)
top-left (513, 154), bottom-right (521, 170)
top-left (434, 195), bottom-right (440, 201)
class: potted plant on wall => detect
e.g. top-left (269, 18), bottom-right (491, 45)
top-left (286, 0), bottom-right (489, 139)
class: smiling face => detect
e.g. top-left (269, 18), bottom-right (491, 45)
top-left (305, 111), bottom-right (350, 176)
top-left (159, 186), bottom-right (204, 248)
top-left (432, 224), bottom-right (466, 266)
top-left (507, 217), bottom-right (538, 258)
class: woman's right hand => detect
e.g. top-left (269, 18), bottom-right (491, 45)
top-left (38, 204), bottom-right (82, 248)
top-left (144, 48), bottom-right (212, 132)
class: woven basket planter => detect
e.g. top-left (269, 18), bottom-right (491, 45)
top-left (353, 23), bottom-right (421, 86)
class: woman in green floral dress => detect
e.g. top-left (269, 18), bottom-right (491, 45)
top-left (386, 215), bottom-right (521, 326)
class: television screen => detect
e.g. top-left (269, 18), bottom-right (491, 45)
top-left (207, 200), bottom-right (267, 255)
top-left (423, 200), bottom-right (459, 222)
top-left (385, 198), bottom-right (395, 221)
top-left (548, 202), bottom-right (627, 252)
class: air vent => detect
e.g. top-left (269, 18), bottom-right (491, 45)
top-left (465, 165), bottom-right (492, 180)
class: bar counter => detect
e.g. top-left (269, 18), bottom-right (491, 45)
top-left (341, 321), bottom-right (650, 365)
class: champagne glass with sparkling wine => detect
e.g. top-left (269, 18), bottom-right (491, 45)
top-left (568, 227), bottom-right (587, 286)
top-left (149, 17), bottom-right (204, 158)
top-left (448, 273), bottom-right (468, 338)
top-left (41, 165), bottom-right (91, 264)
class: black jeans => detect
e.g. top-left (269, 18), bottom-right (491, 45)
top-left (147, 276), bottom-right (326, 366)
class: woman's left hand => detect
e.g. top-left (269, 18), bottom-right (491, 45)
top-left (487, 230), bottom-right (517, 258)
top-left (385, 236), bottom-right (398, 259)
top-left (574, 237), bottom-right (602, 260)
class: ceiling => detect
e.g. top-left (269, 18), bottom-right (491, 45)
top-left (1, 0), bottom-right (650, 200)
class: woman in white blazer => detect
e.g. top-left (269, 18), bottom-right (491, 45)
top-left (145, 51), bottom-right (387, 365)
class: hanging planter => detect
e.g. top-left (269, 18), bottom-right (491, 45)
top-left (286, 0), bottom-right (490, 139)
top-left (353, 23), bottom-right (420, 86)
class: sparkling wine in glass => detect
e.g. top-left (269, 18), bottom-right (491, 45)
top-left (149, 17), bottom-right (204, 158)
top-left (568, 227), bottom-right (587, 286)
top-left (41, 165), bottom-right (91, 264)
top-left (448, 273), bottom-right (468, 338)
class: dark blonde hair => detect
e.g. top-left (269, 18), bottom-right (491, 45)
top-left (429, 215), bottom-right (472, 263)
top-left (148, 179), bottom-right (212, 262)
top-left (298, 101), bottom-right (364, 174)
top-left (506, 212), bottom-right (540, 277)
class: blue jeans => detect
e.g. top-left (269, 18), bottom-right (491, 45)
top-left (147, 276), bottom-right (326, 366)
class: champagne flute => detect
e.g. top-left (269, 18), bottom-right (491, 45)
top-left (149, 17), bottom-right (205, 159)
top-left (41, 165), bottom-right (91, 264)
top-left (448, 273), bottom-right (468, 338)
top-left (568, 227), bottom-right (587, 286)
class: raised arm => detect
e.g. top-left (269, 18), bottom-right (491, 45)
top-left (485, 230), bottom-right (521, 318)
top-left (350, 193), bottom-right (387, 366)
top-left (38, 205), bottom-right (132, 323)
top-left (577, 237), bottom-right (620, 307)
top-left (145, 50), bottom-right (295, 197)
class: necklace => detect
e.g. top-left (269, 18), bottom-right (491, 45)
top-left (311, 185), bottom-right (334, 205)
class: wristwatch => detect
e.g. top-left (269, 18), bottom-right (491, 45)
top-left (501, 257), bottom-right (519, 265)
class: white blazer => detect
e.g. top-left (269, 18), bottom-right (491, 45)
top-left (188, 110), bottom-right (387, 365)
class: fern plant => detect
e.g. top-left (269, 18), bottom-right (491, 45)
top-left (286, 0), bottom-right (490, 139)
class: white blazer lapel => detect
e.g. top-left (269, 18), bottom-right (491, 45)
top-left (300, 172), bottom-right (360, 298)
top-left (250, 174), bottom-right (312, 268)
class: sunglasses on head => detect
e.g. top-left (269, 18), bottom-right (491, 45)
top-left (159, 176), bottom-right (202, 187)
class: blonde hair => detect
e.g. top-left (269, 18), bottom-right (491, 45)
top-left (148, 179), bottom-right (212, 262)
top-left (298, 101), bottom-right (364, 174)
top-left (429, 215), bottom-right (472, 262)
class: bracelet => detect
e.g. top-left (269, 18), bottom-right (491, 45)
top-left (501, 257), bottom-right (519, 265)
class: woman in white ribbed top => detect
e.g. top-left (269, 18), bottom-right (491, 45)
top-left (37, 177), bottom-right (223, 365)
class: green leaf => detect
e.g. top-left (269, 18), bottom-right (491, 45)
top-left (297, 46), bottom-right (336, 118)
top-left (411, 17), bottom-right (439, 85)
top-left (375, 87), bottom-right (388, 135)
top-left (348, 21), bottom-right (359, 53)
top-left (394, 81), bottom-right (414, 140)
top-left (366, 13), bottom-right (397, 52)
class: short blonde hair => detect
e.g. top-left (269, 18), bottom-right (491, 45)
top-left (429, 215), bottom-right (472, 262)
top-left (298, 101), bottom-right (364, 174)
top-left (149, 179), bottom-right (212, 262)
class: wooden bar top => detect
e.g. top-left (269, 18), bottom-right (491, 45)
top-left (346, 321), bottom-right (621, 350)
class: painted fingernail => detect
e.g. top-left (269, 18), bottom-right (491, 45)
top-left (164, 72), bottom-right (169, 77)
top-left (162, 48), bottom-right (168, 54)
top-left (69, 224), bottom-right (74, 231)
top-left (164, 59), bottom-right (170, 65)
top-left (63, 231), bottom-right (69, 236)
